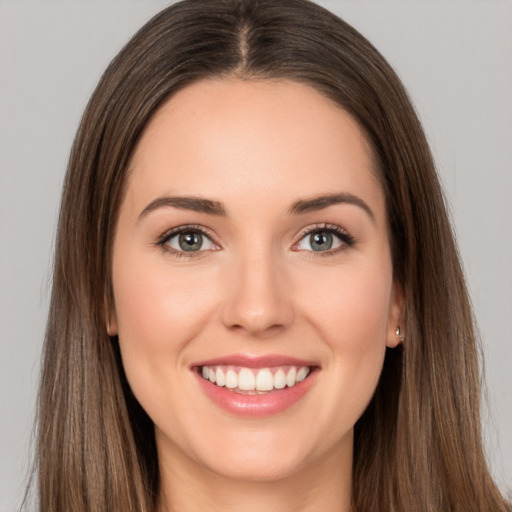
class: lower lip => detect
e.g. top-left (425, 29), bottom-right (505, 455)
top-left (194, 368), bottom-right (318, 417)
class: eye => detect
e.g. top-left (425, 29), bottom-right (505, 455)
top-left (294, 225), bottom-right (355, 253)
top-left (297, 230), bottom-right (342, 252)
top-left (159, 226), bottom-right (218, 255)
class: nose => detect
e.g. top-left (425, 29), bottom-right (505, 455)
top-left (221, 249), bottom-right (294, 338)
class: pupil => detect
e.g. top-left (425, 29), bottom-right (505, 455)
top-left (179, 232), bottom-right (202, 251)
top-left (311, 231), bottom-right (332, 251)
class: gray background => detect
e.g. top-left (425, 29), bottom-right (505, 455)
top-left (1, 0), bottom-right (511, 509)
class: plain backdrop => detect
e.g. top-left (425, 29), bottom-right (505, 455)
top-left (1, 0), bottom-right (511, 509)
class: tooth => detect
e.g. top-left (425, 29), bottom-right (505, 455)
top-left (238, 368), bottom-right (256, 390)
top-left (273, 369), bottom-right (286, 389)
top-left (286, 367), bottom-right (297, 387)
top-left (202, 364), bottom-right (310, 391)
top-left (255, 368), bottom-right (273, 391)
top-left (296, 367), bottom-right (310, 383)
top-left (215, 367), bottom-right (225, 387)
top-left (225, 369), bottom-right (238, 389)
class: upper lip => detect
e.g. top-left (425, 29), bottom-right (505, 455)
top-left (192, 353), bottom-right (319, 369)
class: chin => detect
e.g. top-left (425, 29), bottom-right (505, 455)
top-left (206, 446), bottom-right (305, 483)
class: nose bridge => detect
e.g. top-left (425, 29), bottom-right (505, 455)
top-left (222, 244), bottom-right (293, 336)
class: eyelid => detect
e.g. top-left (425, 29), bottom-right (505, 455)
top-left (292, 223), bottom-right (356, 253)
top-left (156, 224), bottom-right (221, 256)
top-left (155, 222), bottom-right (355, 258)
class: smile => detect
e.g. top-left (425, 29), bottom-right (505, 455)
top-left (193, 355), bottom-right (319, 417)
top-left (200, 365), bottom-right (311, 394)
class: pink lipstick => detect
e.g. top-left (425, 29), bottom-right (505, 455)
top-left (192, 354), bottom-right (319, 417)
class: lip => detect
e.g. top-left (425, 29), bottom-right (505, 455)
top-left (191, 353), bottom-right (319, 417)
top-left (192, 353), bottom-right (318, 369)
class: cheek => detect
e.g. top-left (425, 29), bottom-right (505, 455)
top-left (297, 257), bottom-right (393, 409)
top-left (302, 258), bottom-right (392, 342)
top-left (111, 253), bottom-right (219, 402)
top-left (113, 252), bottom-right (218, 345)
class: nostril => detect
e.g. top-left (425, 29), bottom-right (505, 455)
top-left (227, 322), bottom-right (287, 339)
top-left (220, 268), bottom-right (295, 335)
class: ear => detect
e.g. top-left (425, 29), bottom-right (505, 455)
top-left (105, 297), bottom-right (118, 337)
top-left (386, 280), bottom-right (404, 348)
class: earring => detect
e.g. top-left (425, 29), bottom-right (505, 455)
top-left (395, 325), bottom-right (404, 341)
top-left (106, 322), bottom-right (116, 337)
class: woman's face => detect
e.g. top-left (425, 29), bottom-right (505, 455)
top-left (110, 78), bottom-right (402, 482)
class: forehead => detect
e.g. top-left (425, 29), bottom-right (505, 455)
top-left (126, 78), bottom-right (384, 218)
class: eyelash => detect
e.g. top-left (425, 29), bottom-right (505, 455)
top-left (156, 224), bottom-right (218, 259)
top-left (156, 223), bottom-right (356, 259)
top-left (293, 223), bottom-right (357, 257)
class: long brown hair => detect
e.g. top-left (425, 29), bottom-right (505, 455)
top-left (34, 0), bottom-right (510, 510)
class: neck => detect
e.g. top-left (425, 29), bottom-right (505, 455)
top-left (157, 435), bottom-right (353, 512)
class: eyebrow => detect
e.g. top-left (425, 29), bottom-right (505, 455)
top-left (138, 192), bottom-right (375, 222)
top-left (288, 193), bottom-right (375, 222)
top-left (138, 196), bottom-right (227, 220)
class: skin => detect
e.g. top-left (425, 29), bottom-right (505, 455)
top-left (110, 78), bottom-right (403, 512)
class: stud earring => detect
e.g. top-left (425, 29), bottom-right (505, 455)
top-left (106, 321), bottom-right (116, 337)
top-left (395, 325), bottom-right (404, 341)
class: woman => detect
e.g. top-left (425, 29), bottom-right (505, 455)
top-left (33, 0), bottom-right (510, 510)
